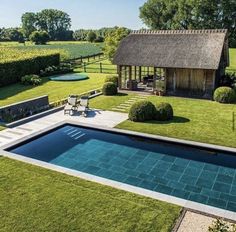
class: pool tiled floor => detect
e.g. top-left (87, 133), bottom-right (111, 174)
top-left (10, 125), bottom-right (236, 213)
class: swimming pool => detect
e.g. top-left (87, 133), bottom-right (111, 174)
top-left (7, 124), bottom-right (236, 212)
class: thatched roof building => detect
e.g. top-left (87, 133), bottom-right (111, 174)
top-left (113, 29), bottom-right (229, 98)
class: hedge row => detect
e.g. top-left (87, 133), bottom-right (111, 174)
top-left (0, 53), bottom-right (60, 86)
top-left (0, 50), bottom-right (60, 87)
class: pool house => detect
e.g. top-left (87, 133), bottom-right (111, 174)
top-left (113, 29), bottom-right (229, 98)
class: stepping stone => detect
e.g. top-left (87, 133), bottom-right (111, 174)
top-left (127, 100), bottom-right (136, 102)
top-left (116, 105), bottom-right (129, 109)
top-left (120, 104), bottom-right (131, 107)
top-left (112, 108), bottom-right (126, 112)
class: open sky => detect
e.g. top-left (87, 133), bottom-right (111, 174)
top-left (0, 0), bottom-right (147, 30)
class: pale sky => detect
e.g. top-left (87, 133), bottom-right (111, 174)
top-left (0, 0), bottom-right (147, 30)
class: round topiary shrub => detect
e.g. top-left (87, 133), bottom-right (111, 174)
top-left (129, 100), bottom-right (156, 122)
top-left (155, 102), bottom-right (174, 121)
top-left (104, 76), bottom-right (118, 86)
top-left (213, 87), bottom-right (236, 103)
top-left (102, 82), bottom-right (117, 96)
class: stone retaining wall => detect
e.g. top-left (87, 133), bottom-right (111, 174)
top-left (0, 96), bottom-right (49, 123)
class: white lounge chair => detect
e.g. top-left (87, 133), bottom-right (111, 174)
top-left (64, 95), bottom-right (78, 115)
top-left (77, 96), bottom-right (89, 117)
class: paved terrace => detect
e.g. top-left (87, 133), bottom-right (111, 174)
top-left (0, 109), bottom-right (128, 148)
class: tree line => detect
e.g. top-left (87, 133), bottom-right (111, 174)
top-left (0, 9), bottom-right (130, 44)
top-left (140, 0), bottom-right (236, 47)
top-left (0, 1), bottom-right (235, 47)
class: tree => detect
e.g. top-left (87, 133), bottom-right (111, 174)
top-left (104, 27), bottom-right (131, 60)
top-left (21, 12), bottom-right (37, 38)
top-left (21, 9), bottom-right (71, 40)
top-left (73, 27), bottom-right (120, 42)
top-left (140, 0), bottom-right (236, 47)
top-left (0, 28), bottom-right (24, 42)
top-left (87, 31), bottom-right (97, 42)
top-left (36, 9), bottom-right (71, 40)
top-left (29, 31), bottom-right (50, 45)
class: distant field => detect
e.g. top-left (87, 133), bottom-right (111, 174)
top-left (0, 41), bottom-right (104, 60)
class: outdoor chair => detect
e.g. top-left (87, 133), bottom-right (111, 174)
top-left (77, 96), bottom-right (89, 117)
top-left (64, 95), bottom-right (78, 115)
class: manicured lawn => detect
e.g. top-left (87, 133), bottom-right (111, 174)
top-left (0, 73), bottom-right (106, 107)
top-left (76, 58), bottom-right (117, 74)
top-left (91, 94), bottom-right (236, 148)
top-left (0, 157), bottom-right (181, 232)
top-left (228, 48), bottom-right (236, 72)
top-left (90, 93), bottom-right (136, 110)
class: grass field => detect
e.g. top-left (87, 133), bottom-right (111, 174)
top-left (0, 73), bottom-right (106, 106)
top-left (0, 157), bottom-right (181, 232)
top-left (228, 48), bottom-right (236, 72)
top-left (90, 94), bottom-right (236, 148)
top-left (0, 41), bottom-right (103, 60)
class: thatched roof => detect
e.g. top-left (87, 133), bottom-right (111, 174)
top-left (113, 29), bottom-right (228, 70)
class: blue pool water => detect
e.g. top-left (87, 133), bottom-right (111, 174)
top-left (8, 125), bottom-right (236, 212)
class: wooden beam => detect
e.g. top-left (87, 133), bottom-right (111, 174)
top-left (139, 66), bottom-right (142, 82)
top-left (173, 69), bottom-right (176, 92)
top-left (164, 68), bottom-right (167, 92)
top-left (129, 66), bottom-right (132, 90)
top-left (118, 65), bottom-right (122, 89)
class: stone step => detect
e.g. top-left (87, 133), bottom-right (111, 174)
top-left (112, 108), bottom-right (126, 112)
top-left (120, 104), bottom-right (131, 107)
top-left (127, 100), bottom-right (136, 102)
top-left (115, 105), bottom-right (129, 109)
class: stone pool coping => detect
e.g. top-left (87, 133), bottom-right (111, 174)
top-left (1, 120), bottom-right (236, 221)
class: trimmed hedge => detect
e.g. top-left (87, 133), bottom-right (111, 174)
top-left (129, 100), bottom-right (156, 122)
top-left (104, 76), bottom-right (118, 86)
top-left (102, 82), bottom-right (117, 96)
top-left (0, 53), bottom-right (60, 86)
top-left (213, 87), bottom-right (236, 104)
top-left (155, 102), bottom-right (174, 121)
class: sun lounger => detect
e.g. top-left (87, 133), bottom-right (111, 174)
top-left (77, 96), bottom-right (89, 117)
top-left (64, 95), bottom-right (78, 115)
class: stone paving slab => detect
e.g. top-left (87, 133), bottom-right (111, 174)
top-left (0, 109), bottom-right (128, 148)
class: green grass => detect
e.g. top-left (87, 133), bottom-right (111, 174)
top-left (0, 157), bottom-right (181, 232)
top-left (76, 58), bottom-right (117, 74)
top-left (0, 126), bottom-right (5, 131)
top-left (91, 94), bottom-right (236, 148)
top-left (0, 73), bottom-right (106, 106)
top-left (90, 93), bottom-right (136, 110)
top-left (228, 48), bottom-right (236, 72)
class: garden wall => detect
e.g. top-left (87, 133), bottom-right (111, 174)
top-left (0, 54), bottom-right (60, 86)
top-left (0, 95), bottom-right (49, 123)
